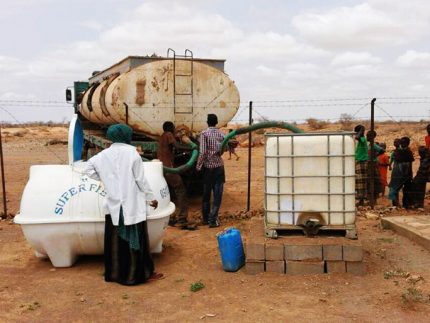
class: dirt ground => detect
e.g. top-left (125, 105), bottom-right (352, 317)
top-left (1, 123), bottom-right (430, 322)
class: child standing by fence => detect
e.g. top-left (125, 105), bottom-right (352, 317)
top-left (403, 146), bottom-right (430, 209)
top-left (388, 136), bottom-right (414, 207)
top-left (377, 143), bottom-right (390, 196)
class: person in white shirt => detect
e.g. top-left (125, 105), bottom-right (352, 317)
top-left (85, 124), bottom-right (163, 285)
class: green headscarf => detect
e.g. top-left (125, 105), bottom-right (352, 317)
top-left (107, 124), bottom-right (133, 144)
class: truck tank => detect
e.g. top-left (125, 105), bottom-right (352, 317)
top-left (79, 53), bottom-right (240, 137)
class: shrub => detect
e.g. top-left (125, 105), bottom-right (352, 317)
top-left (339, 113), bottom-right (353, 130)
top-left (401, 287), bottom-right (430, 305)
top-left (13, 129), bottom-right (29, 137)
top-left (306, 118), bottom-right (327, 130)
top-left (190, 281), bottom-right (205, 292)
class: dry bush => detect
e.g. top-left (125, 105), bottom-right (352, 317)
top-left (1, 121), bottom-right (67, 128)
top-left (339, 113), bottom-right (353, 131)
top-left (353, 120), bottom-right (370, 130)
top-left (384, 125), bottom-right (400, 134)
top-left (12, 129), bottom-right (29, 137)
top-left (401, 287), bottom-right (430, 306)
top-left (306, 118), bottom-right (328, 130)
top-left (413, 124), bottom-right (427, 134)
top-left (39, 126), bottom-right (51, 133)
top-left (45, 139), bottom-right (68, 146)
top-left (403, 129), bottom-right (414, 139)
top-left (352, 120), bottom-right (380, 131)
top-left (255, 128), bottom-right (266, 135)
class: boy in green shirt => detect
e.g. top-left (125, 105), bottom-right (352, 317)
top-left (366, 130), bottom-right (384, 200)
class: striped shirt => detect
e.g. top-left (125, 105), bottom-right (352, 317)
top-left (196, 127), bottom-right (225, 171)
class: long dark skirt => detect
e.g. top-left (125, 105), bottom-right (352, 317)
top-left (355, 161), bottom-right (368, 200)
top-left (104, 215), bottom-right (154, 285)
top-left (388, 161), bottom-right (413, 202)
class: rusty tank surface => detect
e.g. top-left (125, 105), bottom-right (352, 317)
top-left (79, 51), bottom-right (240, 138)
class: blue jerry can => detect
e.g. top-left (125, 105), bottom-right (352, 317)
top-left (216, 227), bottom-right (245, 272)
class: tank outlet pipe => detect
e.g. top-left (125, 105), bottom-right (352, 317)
top-left (220, 121), bottom-right (304, 153)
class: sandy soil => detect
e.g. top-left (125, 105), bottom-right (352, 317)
top-left (1, 124), bottom-right (430, 322)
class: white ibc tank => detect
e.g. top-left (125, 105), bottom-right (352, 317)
top-left (265, 132), bottom-right (356, 227)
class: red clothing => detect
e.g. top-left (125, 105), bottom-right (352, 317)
top-left (425, 135), bottom-right (430, 149)
top-left (158, 132), bottom-right (176, 167)
top-left (377, 153), bottom-right (390, 187)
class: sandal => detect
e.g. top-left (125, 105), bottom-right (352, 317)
top-left (181, 224), bottom-right (197, 231)
top-left (148, 272), bottom-right (164, 281)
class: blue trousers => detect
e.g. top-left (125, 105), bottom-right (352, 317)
top-left (202, 166), bottom-right (225, 224)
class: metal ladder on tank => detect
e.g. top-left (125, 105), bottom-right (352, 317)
top-left (167, 48), bottom-right (194, 114)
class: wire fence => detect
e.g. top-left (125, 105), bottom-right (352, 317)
top-left (0, 97), bottom-right (429, 217)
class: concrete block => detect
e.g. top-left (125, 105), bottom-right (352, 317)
top-left (265, 243), bottom-right (284, 261)
top-left (382, 216), bottom-right (430, 252)
top-left (285, 244), bottom-right (322, 261)
top-left (265, 260), bottom-right (285, 274)
top-left (245, 241), bottom-right (265, 260)
top-left (346, 261), bottom-right (365, 276)
top-left (323, 244), bottom-right (343, 261)
top-left (343, 245), bottom-right (363, 261)
top-left (286, 261), bottom-right (324, 275)
top-left (326, 261), bottom-right (346, 273)
top-left (245, 260), bottom-right (265, 275)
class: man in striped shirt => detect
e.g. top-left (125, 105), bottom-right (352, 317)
top-left (196, 114), bottom-right (225, 228)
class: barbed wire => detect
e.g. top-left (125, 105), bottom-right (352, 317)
top-left (250, 97), bottom-right (430, 103)
top-left (351, 102), bottom-right (370, 117)
top-left (4, 96), bottom-right (430, 103)
top-left (0, 105), bottom-right (66, 163)
top-left (375, 104), bottom-right (400, 124)
top-left (2, 101), bottom-right (430, 110)
top-left (1, 96), bottom-right (430, 107)
top-left (0, 113), bottom-right (427, 125)
top-left (1, 97), bottom-right (429, 125)
top-left (232, 115), bottom-right (430, 123)
top-left (0, 100), bottom-right (67, 104)
top-left (232, 106), bottom-right (249, 121)
top-left (251, 108), bottom-right (268, 121)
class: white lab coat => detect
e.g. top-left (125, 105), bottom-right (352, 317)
top-left (85, 143), bottom-right (155, 226)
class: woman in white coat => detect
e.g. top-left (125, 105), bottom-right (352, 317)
top-left (85, 124), bottom-right (163, 285)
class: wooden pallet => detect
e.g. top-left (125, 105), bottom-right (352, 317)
top-left (264, 223), bottom-right (357, 240)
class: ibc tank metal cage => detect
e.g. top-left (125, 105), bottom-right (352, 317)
top-left (264, 132), bottom-right (357, 239)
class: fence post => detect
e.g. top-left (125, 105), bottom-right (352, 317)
top-left (0, 126), bottom-right (7, 219)
top-left (247, 101), bottom-right (253, 212)
top-left (369, 98), bottom-right (376, 209)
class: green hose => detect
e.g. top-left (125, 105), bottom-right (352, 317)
top-left (220, 121), bottom-right (304, 153)
top-left (146, 141), bottom-right (198, 174)
top-left (162, 121), bottom-right (303, 174)
top-left (163, 148), bottom-right (199, 174)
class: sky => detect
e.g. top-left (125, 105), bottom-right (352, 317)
top-left (1, 0), bottom-right (430, 123)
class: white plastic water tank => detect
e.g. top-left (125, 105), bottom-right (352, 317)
top-left (14, 114), bottom-right (175, 267)
top-left (264, 132), bottom-right (356, 236)
top-left (14, 160), bottom-right (174, 267)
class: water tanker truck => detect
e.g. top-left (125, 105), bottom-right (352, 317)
top-left (66, 49), bottom-right (241, 192)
